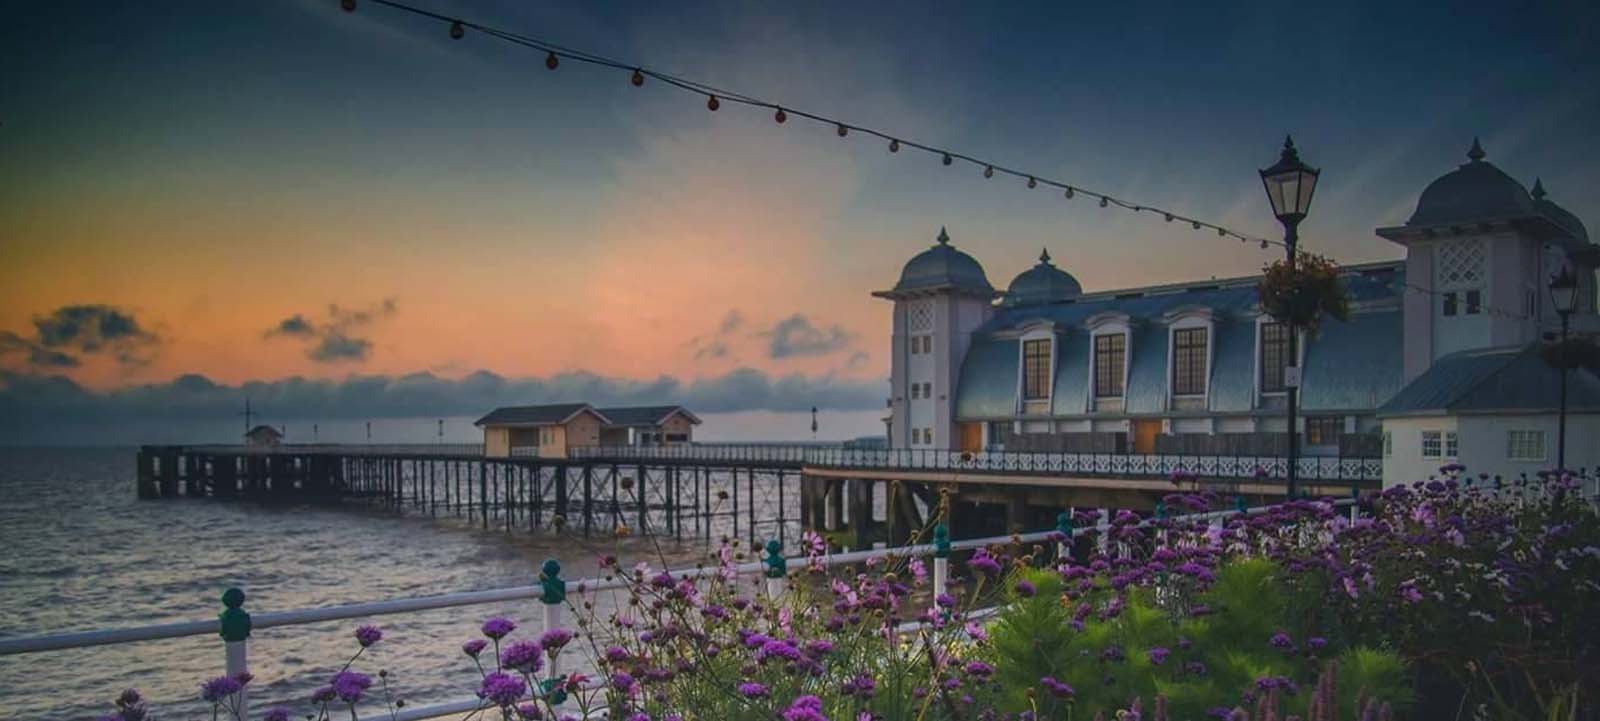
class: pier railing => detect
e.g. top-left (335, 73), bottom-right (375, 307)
top-left (0, 494), bottom-right (1365, 721)
top-left (178, 443), bottom-right (488, 457)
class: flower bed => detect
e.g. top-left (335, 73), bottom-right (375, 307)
top-left (97, 473), bottom-right (1598, 721)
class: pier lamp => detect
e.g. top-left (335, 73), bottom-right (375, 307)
top-left (1548, 265), bottom-right (1579, 471)
top-left (1260, 136), bottom-right (1320, 498)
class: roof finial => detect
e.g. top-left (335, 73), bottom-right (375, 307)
top-left (1531, 177), bottom-right (1547, 200)
top-left (1467, 137), bottom-right (1485, 162)
top-left (1039, 247), bottom-right (1052, 264)
top-left (936, 226), bottom-right (950, 245)
top-left (1280, 134), bottom-right (1299, 162)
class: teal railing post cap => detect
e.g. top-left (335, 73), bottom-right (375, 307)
top-left (933, 523), bottom-right (951, 559)
top-left (219, 587), bottom-right (251, 642)
top-left (1154, 500), bottom-right (1168, 520)
top-left (539, 559), bottom-right (566, 605)
top-left (763, 539), bottom-right (787, 578)
top-left (1234, 495), bottom-right (1247, 512)
top-left (1054, 511), bottom-right (1072, 537)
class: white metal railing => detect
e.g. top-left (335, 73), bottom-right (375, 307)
top-left (0, 495), bottom-right (1365, 721)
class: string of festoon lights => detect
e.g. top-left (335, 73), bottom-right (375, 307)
top-left (343, 0), bottom-right (1534, 321)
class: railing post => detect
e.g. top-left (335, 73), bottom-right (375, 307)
top-left (218, 587), bottom-right (250, 719)
top-left (932, 522), bottom-right (950, 608)
top-left (1096, 507), bottom-right (1110, 556)
top-left (539, 559), bottom-right (566, 680)
top-left (1350, 483), bottom-right (1360, 523)
top-left (1154, 501), bottom-right (1168, 544)
top-left (1054, 511), bottom-right (1073, 562)
top-left (763, 539), bottom-right (787, 599)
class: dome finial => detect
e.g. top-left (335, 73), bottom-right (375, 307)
top-left (1532, 177), bottom-right (1547, 200)
top-left (1039, 247), bottom-right (1052, 264)
top-left (936, 226), bottom-right (950, 245)
top-left (1467, 137), bottom-right (1485, 162)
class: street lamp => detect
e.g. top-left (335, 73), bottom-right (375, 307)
top-left (1260, 136), bottom-right (1321, 499)
top-left (1549, 265), bottom-right (1579, 471)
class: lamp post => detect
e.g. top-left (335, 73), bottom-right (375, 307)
top-left (1548, 265), bottom-right (1579, 471)
top-left (1259, 136), bottom-right (1321, 499)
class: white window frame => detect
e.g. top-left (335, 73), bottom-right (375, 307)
top-left (1444, 431), bottom-right (1458, 459)
top-left (1507, 430), bottom-right (1546, 462)
top-left (1164, 308), bottom-right (1214, 404)
top-left (1016, 325), bottom-right (1056, 408)
top-left (1253, 315), bottom-right (1305, 401)
top-left (1421, 430), bottom-right (1442, 459)
top-left (1085, 313), bottom-right (1132, 405)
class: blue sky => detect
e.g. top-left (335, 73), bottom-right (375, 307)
top-left (1, 0), bottom-right (1596, 442)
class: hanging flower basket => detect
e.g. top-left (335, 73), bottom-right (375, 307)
top-left (1257, 252), bottom-right (1350, 332)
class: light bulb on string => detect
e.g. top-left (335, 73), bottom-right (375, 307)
top-left (774, 107), bottom-right (787, 124)
top-left (341, 0), bottom-right (356, 12)
top-left (450, 20), bottom-right (464, 39)
top-left (631, 69), bottom-right (644, 87)
top-left (1218, 228), bottom-right (1227, 237)
top-left (983, 166), bottom-right (994, 179)
top-left (1192, 221), bottom-right (1201, 230)
top-left (1164, 213), bottom-right (1173, 222)
top-left (1064, 187), bottom-right (1074, 199)
top-left (1027, 177), bottom-right (1037, 189)
top-left (836, 124), bottom-right (848, 137)
top-left (545, 52), bottom-right (559, 70)
top-left (942, 153), bottom-right (952, 166)
top-left (1099, 197), bottom-right (1109, 208)
top-left (1261, 239), bottom-right (1270, 249)
top-left (889, 139), bottom-right (900, 153)
top-left (706, 95), bottom-right (719, 111)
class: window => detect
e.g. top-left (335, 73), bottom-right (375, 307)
top-left (1172, 327), bottom-right (1208, 396)
top-left (1094, 334), bottom-right (1126, 398)
top-left (1022, 338), bottom-right (1052, 401)
top-left (1507, 430), bottom-right (1546, 461)
top-left (1383, 431), bottom-right (1392, 457)
top-left (1305, 416), bottom-right (1343, 446)
top-left (1260, 322), bottom-right (1291, 393)
top-left (1443, 292), bottom-right (1457, 316)
top-left (924, 336), bottom-right (933, 353)
top-left (1421, 431), bottom-right (1442, 458)
top-left (1445, 431), bottom-right (1458, 458)
top-left (987, 422), bottom-right (1013, 450)
top-left (923, 382), bottom-right (933, 399)
top-left (1465, 290), bottom-right (1481, 315)
top-left (909, 337), bottom-right (918, 355)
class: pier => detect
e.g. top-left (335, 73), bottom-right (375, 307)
top-left (136, 443), bottom-right (1381, 548)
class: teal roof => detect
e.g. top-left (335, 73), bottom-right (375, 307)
top-left (1407, 140), bottom-right (1536, 227)
top-left (1378, 344), bottom-right (1600, 417)
top-left (952, 264), bottom-right (1407, 419)
top-left (887, 227), bottom-right (995, 296)
top-left (1001, 249), bottom-right (1083, 307)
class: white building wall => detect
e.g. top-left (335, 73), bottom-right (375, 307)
top-left (1381, 416), bottom-right (1459, 486)
top-left (1459, 413), bottom-right (1600, 481)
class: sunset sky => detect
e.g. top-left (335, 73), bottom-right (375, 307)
top-left (2, 0), bottom-right (1597, 442)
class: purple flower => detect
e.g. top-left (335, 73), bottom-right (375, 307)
top-left (501, 640), bottom-right (544, 674)
top-left (1398, 582), bottom-right (1423, 604)
top-left (354, 624), bottom-right (383, 648)
top-left (1269, 632), bottom-right (1293, 651)
top-left (330, 671), bottom-right (372, 703)
top-left (463, 639), bottom-right (489, 658)
top-left (842, 674), bottom-right (877, 698)
top-left (1040, 676), bottom-right (1075, 699)
top-left (969, 549), bottom-right (1003, 576)
top-left (199, 676), bottom-right (243, 703)
top-left (1148, 647), bottom-right (1170, 665)
top-left (783, 695), bottom-right (829, 721)
top-left (482, 617), bottom-right (518, 640)
top-left (738, 682), bottom-right (770, 698)
top-left (963, 661), bottom-right (995, 678)
top-left (1014, 579), bottom-right (1037, 597)
top-left (757, 639), bottom-right (803, 663)
top-left (612, 672), bottom-right (637, 694)
top-left (516, 703), bottom-right (544, 720)
top-left (805, 639), bottom-right (835, 656)
top-left (539, 628), bottom-right (574, 651)
top-left (478, 671), bottom-right (527, 707)
top-left (935, 593), bottom-right (957, 608)
top-left (1308, 637), bottom-right (1328, 652)
top-left (264, 709), bottom-right (291, 721)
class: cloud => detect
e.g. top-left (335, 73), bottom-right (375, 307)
top-left (693, 341), bottom-right (729, 360)
top-left (763, 314), bottom-right (856, 358)
top-left (718, 310), bottom-right (744, 334)
top-left (0, 305), bottom-right (161, 370)
top-left (0, 366), bottom-right (885, 441)
top-left (265, 299), bottom-right (396, 363)
top-left (266, 314), bottom-right (316, 338)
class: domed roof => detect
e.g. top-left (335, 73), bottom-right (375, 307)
top-left (1002, 248), bottom-right (1083, 307)
top-left (891, 227), bottom-right (995, 295)
top-left (1407, 139), bottom-right (1535, 227)
top-left (1531, 178), bottom-right (1589, 243)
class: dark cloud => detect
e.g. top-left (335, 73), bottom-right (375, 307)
top-left (265, 299), bottom-right (396, 363)
top-left (266, 314), bottom-right (316, 337)
top-left (309, 333), bottom-right (372, 362)
top-left (764, 314), bottom-right (855, 358)
top-left (0, 366), bottom-right (884, 441)
top-left (693, 341), bottom-right (729, 360)
top-left (0, 305), bottom-right (160, 369)
top-left (718, 309), bottom-right (744, 334)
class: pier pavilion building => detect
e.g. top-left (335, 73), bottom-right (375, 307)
top-left (878, 141), bottom-right (1600, 484)
top-left (476, 403), bottom-right (699, 458)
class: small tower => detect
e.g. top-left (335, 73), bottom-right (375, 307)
top-left (1378, 139), bottom-right (1595, 380)
top-left (872, 227), bottom-right (997, 449)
